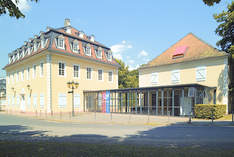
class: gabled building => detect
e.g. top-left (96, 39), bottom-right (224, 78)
top-left (139, 33), bottom-right (229, 114)
top-left (4, 19), bottom-right (119, 115)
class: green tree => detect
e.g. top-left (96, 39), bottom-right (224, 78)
top-left (213, 2), bottom-right (234, 54)
top-left (0, 0), bottom-right (38, 19)
top-left (115, 59), bottom-right (139, 89)
top-left (202, 0), bottom-right (221, 6)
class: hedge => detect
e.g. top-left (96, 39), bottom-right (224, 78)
top-left (194, 104), bottom-right (226, 119)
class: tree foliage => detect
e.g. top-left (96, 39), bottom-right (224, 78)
top-left (0, 0), bottom-right (38, 19)
top-left (202, 0), bottom-right (221, 6)
top-left (115, 59), bottom-right (139, 89)
top-left (213, 2), bottom-right (234, 54)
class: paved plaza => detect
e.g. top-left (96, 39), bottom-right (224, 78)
top-left (0, 112), bottom-right (234, 148)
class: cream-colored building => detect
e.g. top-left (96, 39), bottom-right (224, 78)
top-left (4, 19), bottom-right (119, 115)
top-left (139, 33), bottom-right (229, 114)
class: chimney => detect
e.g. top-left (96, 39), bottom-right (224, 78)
top-left (90, 35), bottom-right (95, 42)
top-left (64, 18), bottom-right (71, 27)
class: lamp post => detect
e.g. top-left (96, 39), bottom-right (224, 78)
top-left (67, 81), bottom-right (79, 116)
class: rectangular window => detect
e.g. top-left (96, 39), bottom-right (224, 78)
top-left (59, 62), bottom-right (65, 76)
top-left (84, 46), bottom-right (91, 56)
top-left (27, 95), bottom-right (31, 107)
top-left (151, 72), bottom-right (158, 85)
top-left (40, 62), bottom-right (44, 77)
top-left (21, 69), bottom-right (24, 81)
top-left (27, 67), bottom-right (30, 80)
top-left (87, 67), bottom-right (92, 79)
top-left (196, 66), bottom-right (206, 81)
top-left (58, 93), bottom-right (67, 108)
top-left (73, 42), bottom-right (79, 53)
top-left (40, 94), bottom-right (45, 109)
top-left (108, 71), bottom-right (113, 82)
top-left (74, 94), bottom-right (80, 108)
top-left (33, 65), bottom-right (36, 78)
top-left (98, 69), bottom-right (103, 81)
top-left (73, 65), bottom-right (80, 78)
top-left (96, 49), bottom-right (102, 59)
top-left (58, 38), bottom-right (65, 49)
top-left (171, 70), bottom-right (180, 84)
top-left (16, 72), bottom-right (19, 82)
top-left (33, 94), bottom-right (37, 108)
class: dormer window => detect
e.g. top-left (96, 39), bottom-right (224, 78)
top-left (34, 42), bottom-right (38, 52)
top-left (72, 40), bottom-right (79, 53)
top-left (56, 35), bottom-right (65, 49)
top-left (79, 31), bottom-right (84, 38)
top-left (172, 46), bottom-right (187, 59)
top-left (105, 50), bottom-right (112, 61)
top-left (95, 47), bottom-right (102, 59)
top-left (83, 44), bottom-right (91, 56)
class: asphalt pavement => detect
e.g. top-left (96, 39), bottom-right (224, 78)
top-left (0, 113), bottom-right (234, 148)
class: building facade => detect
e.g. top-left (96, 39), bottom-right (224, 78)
top-left (139, 33), bottom-right (229, 114)
top-left (83, 33), bottom-right (229, 116)
top-left (4, 19), bottom-right (119, 115)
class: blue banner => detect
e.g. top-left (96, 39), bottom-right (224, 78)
top-left (106, 91), bottom-right (110, 113)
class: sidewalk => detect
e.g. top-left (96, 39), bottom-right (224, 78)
top-left (1, 111), bottom-right (234, 127)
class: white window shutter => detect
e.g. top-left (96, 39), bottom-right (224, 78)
top-left (151, 73), bottom-right (158, 84)
top-left (196, 67), bottom-right (206, 81)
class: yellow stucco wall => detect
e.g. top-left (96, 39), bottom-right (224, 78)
top-left (5, 51), bottom-right (118, 114)
top-left (5, 53), bottom-right (48, 113)
top-left (139, 56), bottom-right (229, 105)
top-left (50, 52), bottom-right (118, 113)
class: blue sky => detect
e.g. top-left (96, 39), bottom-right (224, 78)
top-left (0, 0), bottom-right (232, 77)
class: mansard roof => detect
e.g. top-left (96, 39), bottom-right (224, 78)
top-left (4, 22), bottom-right (119, 69)
top-left (141, 33), bottom-right (228, 69)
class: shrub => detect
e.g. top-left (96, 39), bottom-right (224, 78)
top-left (194, 104), bottom-right (226, 119)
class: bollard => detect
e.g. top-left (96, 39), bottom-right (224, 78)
top-left (211, 109), bottom-right (214, 124)
top-left (188, 111), bottom-right (192, 124)
top-left (232, 110), bottom-right (234, 123)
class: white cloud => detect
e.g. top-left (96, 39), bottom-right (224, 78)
top-left (110, 40), bottom-right (133, 61)
top-left (129, 64), bottom-right (140, 71)
top-left (128, 59), bottom-right (135, 64)
top-left (13, 0), bottom-right (31, 12)
top-left (138, 50), bottom-right (148, 58)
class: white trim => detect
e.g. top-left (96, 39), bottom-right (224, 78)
top-left (86, 67), bottom-right (92, 80)
top-left (171, 70), bottom-right (180, 84)
top-left (98, 69), bottom-right (103, 81)
top-left (196, 66), bottom-right (206, 82)
top-left (32, 64), bottom-right (36, 79)
top-left (26, 67), bottom-right (30, 80)
top-left (46, 54), bottom-right (52, 113)
top-left (40, 61), bottom-right (44, 77)
top-left (108, 70), bottom-right (113, 83)
top-left (56, 35), bottom-right (65, 50)
top-left (73, 64), bottom-right (80, 79)
top-left (58, 61), bottom-right (66, 77)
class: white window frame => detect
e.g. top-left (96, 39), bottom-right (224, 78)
top-left (56, 36), bottom-right (65, 50)
top-left (73, 64), bottom-right (80, 78)
top-left (58, 61), bottom-right (66, 77)
top-left (108, 71), bottom-right (113, 82)
top-left (58, 93), bottom-right (67, 108)
top-left (196, 66), bottom-right (207, 82)
top-left (86, 67), bottom-right (92, 80)
top-left (98, 69), bottom-right (103, 81)
top-left (72, 40), bottom-right (79, 53)
top-left (96, 48), bottom-right (102, 59)
top-left (106, 50), bottom-right (112, 62)
top-left (33, 64), bottom-right (36, 79)
top-left (27, 67), bottom-right (30, 80)
top-left (40, 61), bottom-right (44, 77)
top-left (21, 69), bottom-right (24, 81)
top-left (151, 72), bottom-right (159, 85)
top-left (84, 45), bottom-right (91, 56)
top-left (171, 70), bottom-right (180, 84)
top-left (16, 71), bottom-right (19, 82)
top-left (40, 94), bottom-right (45, 109)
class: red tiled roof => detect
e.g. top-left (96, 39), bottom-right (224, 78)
top-left (143, 33), bottom-right (227, 68)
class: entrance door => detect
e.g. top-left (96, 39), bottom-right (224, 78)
top-left (180, 97), bottom-right (192, 116)
top-left (20, 95), bottom-right (26, 112)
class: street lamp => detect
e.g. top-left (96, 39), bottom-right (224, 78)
top-left (67, 81), bottom-right (79, 116)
